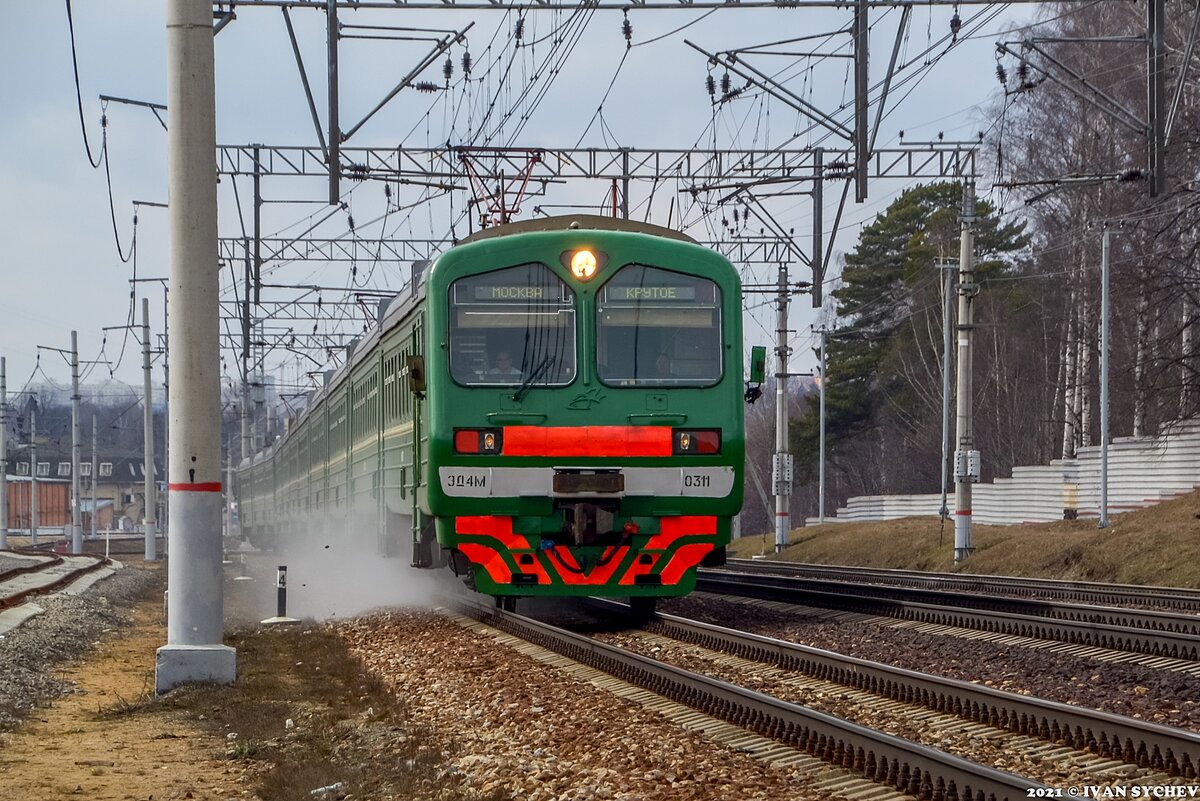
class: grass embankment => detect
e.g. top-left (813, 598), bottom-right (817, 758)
top-left (729, 489), bottom-right (1200, 588)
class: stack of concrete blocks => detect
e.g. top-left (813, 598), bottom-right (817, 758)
top-left (829, 420), bottom-right (1200, 525)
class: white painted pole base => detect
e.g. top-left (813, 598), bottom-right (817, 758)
top-left (155, 644), bottom-right (236, 693)
top-left (953, 513), bottom-right (974, 563)
top-left (774, 513), bottom-right (789, 553)
top-left (158, 490), bottom-right (235, 693)
top-left (145, 520), bottom-right (157, 562)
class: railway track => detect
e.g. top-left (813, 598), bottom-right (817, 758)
top-left (449, 594), bottom-right (1047, 801)
top-left (0, 550), bottom-right (113, 612)
top-left (698, 570), bottom-right (1200, 662)
top-left (587, 600), bottom-right (1200, 782)
top-left (726, 559), bottom-right (1200, 612)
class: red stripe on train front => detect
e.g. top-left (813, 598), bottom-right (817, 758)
top-left (455, 515), bottom-right (531, 549)
top-left (502, 426), bottom-right (673, 457)
top-left (456, 543), bottom-right (512, 583)
top-left (658, 543), bottom-right (715, 585)
top-left (644, 515), bottom-right (717, 549)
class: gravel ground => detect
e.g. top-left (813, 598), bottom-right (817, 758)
top-left (0, 554), bottom-right (33, 573)
top-left (594, 629), bottom-right (1169, 788)
top-left (340, 610), bottom-right (845, 801)
top-left (0, 564), bottom-right (158, 730)
top-left (662, 595), bottom-right (1200, 731)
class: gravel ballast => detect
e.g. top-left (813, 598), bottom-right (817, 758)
top-left (662, 595), bottom-right (1200, 732)
top-left (0, 564), bottom-right (157, 730)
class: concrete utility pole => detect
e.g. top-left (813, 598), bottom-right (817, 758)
top-left (71, 331), bottom-right (83, 554)
top-left (0, 357), bottom-right (7, 550)
top-left (1099, 226), bottom-right (1111, 529)
top-left (162, 286), bottom-right (170, 551)
top-left (91, 414), bottom-right (98, 539)
top-left (156, 0), bottom-right (236, 693)
top-left (938, 260), bottom-right (956, 520)
top-left (773, 263), bottom-right (794, 552)
top-left (816, 327), bottom-right (828, 525)
top-left (142, 299), bottom-right (158, 562)
top-left (953, 182), bottom-right (979, 563)
top-left (29, 405), bottom-right (38, 547)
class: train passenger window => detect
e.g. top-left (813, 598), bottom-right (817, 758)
top-left (596, 265), bottom-right (723, 387)
top-left (449, 263), bottom-right (577, 387)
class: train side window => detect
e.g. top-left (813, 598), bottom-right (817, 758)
top-left (448, 262), bottom-right (577, 388)
top-left (596, 265), bottom-right (723, 387)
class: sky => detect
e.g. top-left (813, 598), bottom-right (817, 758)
top-left (1, 0), bottom-right (1035, 401)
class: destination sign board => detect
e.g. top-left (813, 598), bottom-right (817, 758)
top-left (604, 285), bottom-right (698, 302)
top-left (454, 283), bottom-right (569, 304)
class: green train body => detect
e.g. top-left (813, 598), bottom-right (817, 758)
top-left (239, 215), bottom-right (745, 601)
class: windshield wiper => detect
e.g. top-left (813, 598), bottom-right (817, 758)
top-left (513, 355), bottom-right (555, 402)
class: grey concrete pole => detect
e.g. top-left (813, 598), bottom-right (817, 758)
top-left (71, 331), bottom-right (83, 554)
top-left (1099, 226), bottom-right (1111, 529)
top-left (953, 183), bottom-right (978, 563)
top-left (162, 285), bottom-right (170, 551)
top-left (0, 357), bottom-right (7, 550)
top-left (30, 405), bottom-right (38, 547)
top-left (156, 0), bottom-right (236, 693)
top-left (91, 414), bottom-right (98, 539)
top-left (142, 299), bottom-right (158, 561)
top-left (773, 264), bottom-right (792, 552)
top-left (939, 263), bottom-right (954, 520)
top-left (818, 327), bottom-right (826, 525)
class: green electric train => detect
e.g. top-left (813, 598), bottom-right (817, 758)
top-left (239, 215), bottom-right (760, 609)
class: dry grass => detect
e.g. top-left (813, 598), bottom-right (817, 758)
top-left (730, 489), bottom-right (1200, 587)
top-left (159, 624), bottom-right (484, 801)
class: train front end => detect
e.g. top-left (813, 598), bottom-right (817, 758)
top-left (424, 218), bottom-right (744, 601)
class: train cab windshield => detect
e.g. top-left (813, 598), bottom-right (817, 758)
top-left (449, 262), bottom-right (578, 387)
top-left (597, 265), bottom-right (723, 387)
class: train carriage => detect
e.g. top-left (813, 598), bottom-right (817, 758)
top-left (239, 215), bottom-right (751, 609)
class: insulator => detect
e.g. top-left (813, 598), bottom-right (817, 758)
top-left (733, 208), bottom-right (739, 223)
top-left (706, 74), bottom-right (715, 96)
top-left (462, 50), bottom-right (472, 76)
top-left (722, 217), bottom-right (728, 227)
top-left (995, 64), bottom-right (1007, 85)
top-left (720, 72), bottom-right (731, 94)
top-left (414, 81), bottom-right (441, 93)
top-left (443, 56), bottom-right (453, 83)
top-left (514, 17), bottom-right (524, 40)
top-left (622, 14), bottom-right (632, 42)
top-left (384, 184), bottom-right (392, 199)
top-left (949, 12), bottom-right (961, 39)
top-left (348, 215), bottom-right (355, 230)
top-left (1017, 60), bottom-right (1028, 82)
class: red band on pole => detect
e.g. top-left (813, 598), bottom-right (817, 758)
top-left (955, 509), bottom-right (972, 515)
top-left (169, 482), bottom-right (223, 492)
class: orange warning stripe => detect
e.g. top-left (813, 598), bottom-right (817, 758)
top-left (644, 515), bottom-right (717, 550)
top-left (455, 516), bottom-right (531, 550)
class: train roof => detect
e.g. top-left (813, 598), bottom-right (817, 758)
top-left (458, 214), bottom-right (697, 245)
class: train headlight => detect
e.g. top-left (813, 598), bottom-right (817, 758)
top-left (570, 249), bottom-right (598, 281)
top-left (562, 248), bottom-right (607, 281)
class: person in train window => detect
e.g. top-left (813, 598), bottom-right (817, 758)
top-left (486, 350), bottom-right (522, 380)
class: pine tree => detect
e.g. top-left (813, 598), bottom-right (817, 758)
top-left (791, 182), bottom-right (1028, 497)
